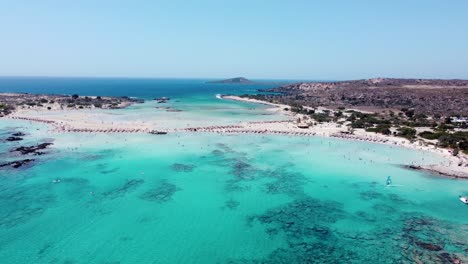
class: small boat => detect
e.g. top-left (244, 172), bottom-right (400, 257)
top-left (52, 179), bottom-right (61, 183)
top-left (459, 196), bottom-right (468, 204)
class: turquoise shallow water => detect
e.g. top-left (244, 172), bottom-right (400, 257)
top-left (0, 119), bottom-right (467, 263)
top-left (0, 78), bottom-right (467, 263)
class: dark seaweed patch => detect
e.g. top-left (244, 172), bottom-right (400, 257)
top-left (359, 190), bottom-right (383, 201)
top-left (61, 177), bottom-right (90, 185)
top-left (231, 159), bottom-right (256, 180)
top-left (372, 203), bottom-right (397, 214)
top-left (101, 179), bottom-right (144, 199)
top-left (37, 243), bottom-right (52, 258)
top-left (80, 154), bottom-right (104, 161)
top-left (211, 149), bottom-right (224, 156)
top-left (216, 143), bottom-right (235, 153)
top-left (100, 168), bottom-right (120, 174)
top-left (386, 193), bottom-right (410, 204)
top-left (0, 182), bottom-right (56, 228)
top-left (263, 168), bottom-right (307, 196)
top-left (354, 210), bottom-right (378, 222)
top-left (225, 179), bottom-right (251, 192)
top-left (140, 181), bottom-right (180, 202)
top-left (171, 163), bottom-right (195, 173)
top-left (224, 199), bottom-right (240, 210)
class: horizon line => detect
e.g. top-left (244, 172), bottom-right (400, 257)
top-left (0, 75), bottom-right (467, 82)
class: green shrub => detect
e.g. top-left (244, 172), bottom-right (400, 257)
top-left (366, 124), bottom-right (391, 135)
top-left (397, 127), bottom-right (416, 139)
top-left (419, 131), bottom-right (444, 140)
top-left (311, 113), bottom-right (331, 123)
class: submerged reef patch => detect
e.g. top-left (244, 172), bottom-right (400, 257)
top-left (399, 214), bottom-right (467, 263)
top-left (237, 201), bottom-right (468, 263)
top-left (140, 180), bottom-right (180, 202)
top-left (249, 197), bottom-right (344, 241)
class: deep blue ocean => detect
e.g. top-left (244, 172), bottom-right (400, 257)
top-left (0, 77), bottom-right (292, 99)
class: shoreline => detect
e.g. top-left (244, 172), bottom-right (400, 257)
top-left (1, 94), bottom-right (466, 179)
top-left (220, 95), bottom-right (468, 179)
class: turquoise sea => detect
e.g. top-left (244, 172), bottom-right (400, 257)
top-left (0, 78), bottom-right (467, 263)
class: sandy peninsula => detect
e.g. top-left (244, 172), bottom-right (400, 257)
top-left (1, 93), bottom-right (467, 179)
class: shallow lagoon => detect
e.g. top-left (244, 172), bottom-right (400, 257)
top-left (0, 78), bottom-right (466, 263)
top-left (0, 121), bottom-right (466, 263)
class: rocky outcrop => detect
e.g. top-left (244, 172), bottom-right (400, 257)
top-left (0, 159), bottom-right (35, 168)
top-left (6, 136), bottom-right (23, 141)
top-left (12, 143), bottom-right (53, 155)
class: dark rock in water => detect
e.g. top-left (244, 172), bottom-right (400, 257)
top-left (154, 97), bottom-right (170, 103)
top-left (6, 136), bottom-right (23, 141)
top-left (415, 241), bottom-right (443, 251)
top-left (12, 132), bottom-right (26, 137)
top-left (140, 181), bottom-right (180, 202)
top-left (409, 165), bottom-right (422, 170)
top-left (171, 163), bottom-right (195, 172)
top-left (0, 159), bottom-right (35, 169)
top-left (12, 143), bottom-right (53, 155)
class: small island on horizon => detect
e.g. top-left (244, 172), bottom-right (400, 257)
top-left (207, 77), bottom-right (255, 84)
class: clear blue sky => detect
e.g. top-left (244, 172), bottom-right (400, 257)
top-left (1, 0), bottom-right (467, 80)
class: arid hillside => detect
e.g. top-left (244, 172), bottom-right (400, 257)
top-left (261, 78), bottom-right (468, 116)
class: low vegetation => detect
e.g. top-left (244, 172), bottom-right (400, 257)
top-left (0, 93), bottom-right (143, 115)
